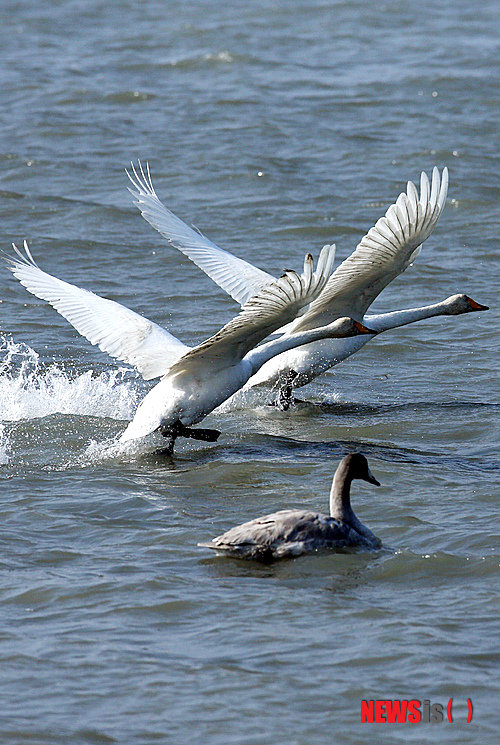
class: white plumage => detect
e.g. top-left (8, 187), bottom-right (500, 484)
top-left (7, 243), bottom-right (373, 451)
top-left (125, 165), bottom-right (486, 402)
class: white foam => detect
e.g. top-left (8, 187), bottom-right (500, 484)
top-left (83, 431), bottom-right (165, 464)
top-left (0, 424), bottom-right (10, 465)
top-left (0, 336), bottom-right (139, 423)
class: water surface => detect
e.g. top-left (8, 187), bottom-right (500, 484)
top-left (0, 1), bottom-right (499, 743)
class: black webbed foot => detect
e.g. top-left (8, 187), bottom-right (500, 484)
top-left (268, 370), bottom-right (299, 411)
top-left (159, 421), bottom-right (221, 453)
top-left (179, 425), bottom-right (221, 442)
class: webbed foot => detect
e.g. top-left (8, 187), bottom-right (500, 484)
top-left (179, 425), bottom-right (221, 442)
top-left (268, 370), bottom-right (299, 411)
top-left (159, 421), bottom-right (221, 452)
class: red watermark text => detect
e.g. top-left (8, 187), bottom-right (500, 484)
top-left (360, 698), bottom-right (473, 724)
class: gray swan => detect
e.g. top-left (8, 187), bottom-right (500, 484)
top-left (199, 452), bottom-right (382, 561)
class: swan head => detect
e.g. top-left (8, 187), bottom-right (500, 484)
top-left (443, 294), bottom-right (489, 315)
top-left (326, 317), bottom-right (378, 337)
top-left (341, 452), bottom-right (381, 486)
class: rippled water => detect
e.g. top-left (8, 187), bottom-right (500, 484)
top-left (1, 1), bottom-right (499, 743)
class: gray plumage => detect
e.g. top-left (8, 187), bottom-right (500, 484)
top-left (198, 453), bottom-right (382, 561)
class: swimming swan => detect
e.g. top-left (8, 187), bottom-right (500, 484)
top-left (198, 452), bottom-right (382, 561)
top-left (128, 165), bottom-right (488, 406)
top-left (6, 243), bottom-right (375, 451)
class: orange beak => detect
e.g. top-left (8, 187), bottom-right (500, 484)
top-left (354, 321), bottom-right (377, 334)
top-left (467, 297), bottom-right (489, 311)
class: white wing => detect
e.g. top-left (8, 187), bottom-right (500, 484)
top-left (127, 161), bottom-right (275, 305)
top-left (168, 249), bottom-right (335, 377)
top-left (6, 242), bottom-right (189, 380)
top-left (288, 167), bottom-right (449, 331)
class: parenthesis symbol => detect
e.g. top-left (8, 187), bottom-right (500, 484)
top-left (466, 698), bottom-right (473, 723)
top-left (447, 698), bottom-right (453, 723)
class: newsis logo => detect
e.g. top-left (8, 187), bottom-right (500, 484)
top-left (361, 698), bottom-right (473, 724)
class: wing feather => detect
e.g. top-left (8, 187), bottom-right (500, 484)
top-left (6, 242), bottom-right (189, 380)
top-left (127, 161), bottom-right (275, 305)
top-left (288, 167), bottom-right (449, 331)
top-left (168, 246), bottom-right (335, 376)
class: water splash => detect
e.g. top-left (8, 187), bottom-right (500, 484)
top-left (0, 423), bottom-right (10, 464)
top-left (84, 431), bottom-right (165, 464)
top-left (0, 335), bottom-right (139, 423)
top-left (219, 386), bottom-right (269, 412)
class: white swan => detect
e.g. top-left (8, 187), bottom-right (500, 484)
top-left (198, 452), bottom-right (381, 561)
top-left (6, 242), bottom-right (375, 452)
top-left (251, 293), bottom-right (489, 407)
top-left (127, 165), bottom-right (488, 406)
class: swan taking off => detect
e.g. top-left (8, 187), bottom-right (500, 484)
top-left (198, 452), bottom-right (382, 561)
top-left (6, 242), bottom-right (375, 452)
top-left (127, 164), bottom-right (488, 407)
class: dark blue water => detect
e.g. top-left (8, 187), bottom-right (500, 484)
top-left (0, 1), bottom-right (499, 743)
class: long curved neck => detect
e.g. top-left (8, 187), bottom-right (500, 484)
top-left (330, 465), bottom-right (374, 539)
top-left (329, 460), bottom-right (356, 522)
top-left (365, 301), bottom-right (448, 333)
top-left (244, 325), bottom-right (347, 376)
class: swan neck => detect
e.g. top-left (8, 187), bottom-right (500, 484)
top-left (245, 327), bottom-right (339, 375)
top-left (365, 302), bottom-right (446, 332)
top-left (329, 461), bottom-right (356, 521)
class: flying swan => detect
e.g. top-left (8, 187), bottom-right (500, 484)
top-left (198, 452), bottom-right (382, 561)
top-left (127, 164), bottom-right (488, 408)
top-left (6, 243), bottom-right (376, 452)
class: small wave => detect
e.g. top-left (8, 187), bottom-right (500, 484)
top-left (162, 50), bottom-right (234, 69)
top-left (0, 336), bottom-right (139, 423)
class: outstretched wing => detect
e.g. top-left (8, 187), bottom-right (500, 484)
top-left (288, 167), bottom-right (449, 331)
top-left (127, 161), bottom-right (275, 305)
top-left (6, 242), bottom-right (189, 380)
top-left (168, 246), bottom-right (336, 376)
